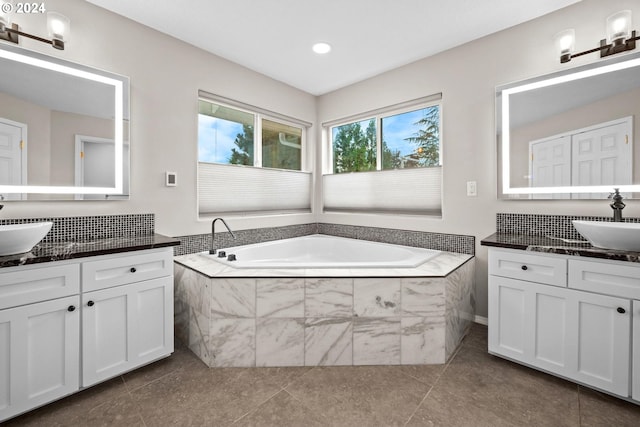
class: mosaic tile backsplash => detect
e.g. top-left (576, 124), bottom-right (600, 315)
top-left (0, 214), bottom-right (154, 242)
top-left (497, 213), bottom-right (640, 240)
top-left (175, 223), bottom-right (475, 256)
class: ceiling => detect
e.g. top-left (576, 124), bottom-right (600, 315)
top-left (87, 0), bottom-right (581, 95)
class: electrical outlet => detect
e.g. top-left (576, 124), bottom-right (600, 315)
top-left (466, 181), bottom-right (477, 197)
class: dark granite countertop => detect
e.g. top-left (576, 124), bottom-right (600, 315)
top-left (481, 233), bottom-right (640, 263)
top-left (0, 234), bottom-right (180, 268)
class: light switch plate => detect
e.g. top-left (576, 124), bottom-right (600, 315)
top-left (466, 181), bottom-right (477, 197)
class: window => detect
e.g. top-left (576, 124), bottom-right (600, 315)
top-left (381, 106), bottom-right (440, 169)
top-left (197, 92), bottom-right (311, 216)
top-left (332, 118), bottom-right (377, 173)
top-left (262, 119), bottom-right (302, 170)
top-left (198, 101), bottom-right (254, 165)
top-left (323, 94), bottom-right (443, 216)
top-left (330, 103), bottom-right (440, 173)
top-left (198, 99), bottom-right (304, 171)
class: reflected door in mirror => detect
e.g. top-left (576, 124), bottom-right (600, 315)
top-left (0, 118), bottom-right (27, 200)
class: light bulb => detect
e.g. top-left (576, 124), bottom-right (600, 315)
top-left (607, 10), bottom-right (631, 45)
top-left (47, 12), bottom-right (70, 41)
top-left (312, 42), bottom-right (331, 54)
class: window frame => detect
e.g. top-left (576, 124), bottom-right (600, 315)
top-left (324, 94), bottom-right (442, 174)
top-left (198, 92), bottom-right (311, 172)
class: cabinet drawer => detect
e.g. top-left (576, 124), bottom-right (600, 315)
top-left (82, 248), bottom-right (173, 292)
top-left (568, 259), bottom-right (640, 299)
top-left (489, 249), bottom-right (567, 287)
top-left (0, 263), bottom-right (80, 310)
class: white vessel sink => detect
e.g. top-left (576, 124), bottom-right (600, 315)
top-left (0, 222), bottom-right (53, 256)
top-left (572, 220), bottom-right (640, 252)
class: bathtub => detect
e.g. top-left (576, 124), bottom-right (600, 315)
top-left (207, 234), bottom-right (441, 269)
top-left (174, 234), bottom-right (475, 368)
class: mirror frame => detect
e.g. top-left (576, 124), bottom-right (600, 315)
top-left (497, 51), bottom-right (640, 198)
top-left (0, 43), bottom-right (129, 196)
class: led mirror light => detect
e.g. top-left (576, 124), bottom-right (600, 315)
top-left (500, 53), bottom-right (640, 196)
top-left (0, 47), bottom-right (124, 195)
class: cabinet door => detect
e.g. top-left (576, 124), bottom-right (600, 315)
top-left (489, 275), bottom-right (630, 397)
top-left (82, 276), bottom-right (173, 387)
top-left (489, 276), bottom-right (570, 373)
top-left (0, 296), bottom-right (80, 422)
top-left (568, 293), bottom-right (630, 397)
top-left (488, 276), bottom-right (529, 359)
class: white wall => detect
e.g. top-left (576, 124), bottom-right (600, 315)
top-left (316, 0), bottom-right (640, 317)
top-left (5, 0), bottom-right (640, 317)
top-left (4, 0), bottom-right (317, 235)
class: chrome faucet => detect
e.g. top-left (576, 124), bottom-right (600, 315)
top-left (210, 217), bottom-right (236, 254)
top-left (608, 188), bottom-right (625, 222)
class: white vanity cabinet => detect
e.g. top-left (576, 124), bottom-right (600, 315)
top-left (0, 263), bottom-right (81, 422)
top-left (488, 248), bottom-right (638, 399)
top-left (0, 247), bottom-right (175, 422)
top-left (81, 250), bottom-right (174, 387)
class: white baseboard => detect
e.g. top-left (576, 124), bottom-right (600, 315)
top-left (474, 315), bottom-right (488, 326)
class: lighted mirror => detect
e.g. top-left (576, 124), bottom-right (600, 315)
top-left (0, 43), bottom-right (129, 201)
top-left (497, 51), bottom-right (640, 199)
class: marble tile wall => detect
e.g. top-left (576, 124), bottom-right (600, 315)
top-left (174, 258), bottom-right (475, 368)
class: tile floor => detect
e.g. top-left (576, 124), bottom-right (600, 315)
top-left (6, 324), bottom-right (640, 427)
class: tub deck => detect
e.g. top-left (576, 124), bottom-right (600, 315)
top-left (174, 249), bottom-right (472, 278)
top-left (174, 238), bottom-right (475, 368)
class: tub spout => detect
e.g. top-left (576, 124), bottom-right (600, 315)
top-left (210, 218), bottom-right (236, 254)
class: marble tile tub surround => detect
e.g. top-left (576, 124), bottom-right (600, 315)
top-left (174, 223), bottom-right (475, 256)
top-left (174, 258), bottom-right (475, 367)
top-left (497, 212), bottom-right (640, 241)
top-left (0, 213), bottom-right (155, 242)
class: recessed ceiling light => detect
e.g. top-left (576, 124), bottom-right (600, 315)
top-left (312, 42), bottom-right (331, 54)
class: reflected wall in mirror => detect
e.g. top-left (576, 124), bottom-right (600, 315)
top-left (497, 51), bottom-right (640, 199)
top-left (0, 43), bottom-right (130, 200)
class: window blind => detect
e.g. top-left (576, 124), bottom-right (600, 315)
top-left (198, 163), bottom-right (311, 215)
top-left (322, 167), bottom-right (442, 216)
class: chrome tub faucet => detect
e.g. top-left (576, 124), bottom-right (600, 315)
top-left (210, 217), bottom-right (236, 254)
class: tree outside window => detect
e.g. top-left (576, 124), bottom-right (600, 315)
top-left (198, 99), bottom-right (303, 171)
top-left (331, 105), bottom-right (440, 174)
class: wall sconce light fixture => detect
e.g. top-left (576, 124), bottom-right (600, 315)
top-left (0, 4), bottom-right (70, 50)
top-left (555, 9), bottom-right (639, 63)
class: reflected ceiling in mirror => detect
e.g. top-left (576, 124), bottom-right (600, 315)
top-left (497, 51), bottom-right (640, 199)
top-left (0, 43), bottom-right (129, 200)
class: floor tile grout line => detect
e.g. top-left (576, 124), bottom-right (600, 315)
top-left (121, 358), bottom-right (198, 395)
top-left (577, 384), bottom-right (583, 426)
top-left (402, 330), bottom-right (471, 426)
top-left (124, 384), bottom-right (149, 427)
top-left (228, 365), bottom-right (319, 425)
top-left (229, 384), bottom-right (300, 425)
